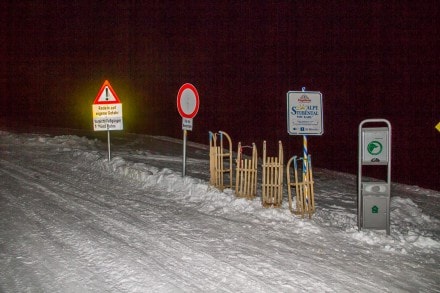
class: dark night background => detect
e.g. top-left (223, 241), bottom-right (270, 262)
top-left (1, 1), bottom-right (439, 190)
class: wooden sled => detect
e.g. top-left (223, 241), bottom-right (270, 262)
top-left (262, 141), bottom-right (284, 208)
top-left (287, 155), bottom-right (315, 218)
top-left (209, 131), bottom-right (233, 191)
top-left (235, 142), bottom-right (258, 199)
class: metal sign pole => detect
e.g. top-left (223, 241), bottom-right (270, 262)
top-left (177, 83), bottom-right (200, 178)
top-left (303, 134), bottom-right (309, 202)
top-left (301, 87), bottom-right (308, 193)
top-left (182, 129), bottom-right (187, 177)
top-left (107, 128), bottom-right (111, 162)
top-left (303, 135), bottom-right (308, 172)
top-left (357, 125), bottom-right (362, 231)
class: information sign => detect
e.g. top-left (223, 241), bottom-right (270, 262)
top-left (361, 127), bottom-right (389, 164)
top-left (182, 118), bottom-right (193, 131)
top-left (287, 91), bottom-right (323, 135)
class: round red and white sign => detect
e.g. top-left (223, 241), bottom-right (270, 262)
top-left (177, 83), bottom-right (200, 119)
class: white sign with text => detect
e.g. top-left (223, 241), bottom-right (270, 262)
top-left (287, 91), bottom-right (323, 135)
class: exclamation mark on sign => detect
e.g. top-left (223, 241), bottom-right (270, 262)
top-left (105, 87), bottom-right (109, 101)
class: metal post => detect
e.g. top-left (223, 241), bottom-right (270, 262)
top-left (182, 129), bottom-right (187, 177)
top-left (107, 129), bottom-right (111, 162)
top-left (303, 135), bottom-right (308, 201)
top-left (358, 124), bottom-right (362, 231)
top-left (302, 87), bottom-right (308, 182)
top-left (386, 122), bottom-right (392, 235)
top-left (303, 135), bottom-right (308, 174)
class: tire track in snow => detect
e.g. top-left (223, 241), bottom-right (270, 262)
top-left (0, 152), bottom-right (278, 291)
top-left (0, 156), bottom-right (191, 291)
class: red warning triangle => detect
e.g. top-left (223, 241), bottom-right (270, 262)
top-left (93, 80), bottom-right (121, 104)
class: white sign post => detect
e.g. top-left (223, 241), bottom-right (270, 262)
top-left (92, 80), bottom-right (123, 161)
top-left (287, 88), bottom-right (324, 213)
top-left (177, 83), bottom-right (200, 177)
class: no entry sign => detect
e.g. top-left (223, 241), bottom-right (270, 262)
top-left (176, 83), bottom-right (200, 177)
top-left (177, 83), bottom-right (199, 119)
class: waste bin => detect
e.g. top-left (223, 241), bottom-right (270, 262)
top-left (358, 119), bottom-right (391, 235)
top-left (362, 182), bottom-right (389, 229)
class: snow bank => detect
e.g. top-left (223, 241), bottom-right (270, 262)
top-left (5, 131), bottom-right (438, 255)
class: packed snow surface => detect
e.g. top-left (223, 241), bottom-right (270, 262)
top-left (0, 129), bottom-right (439, 292)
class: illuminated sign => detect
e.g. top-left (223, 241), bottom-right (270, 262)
top-left (92, 80), bottom-right (123, 131)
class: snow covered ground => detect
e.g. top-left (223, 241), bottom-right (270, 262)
top-left (0, 128), bottom-right (439, 292)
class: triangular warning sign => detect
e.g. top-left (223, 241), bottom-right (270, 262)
top-left (93, 80), bottom-right (121, 104)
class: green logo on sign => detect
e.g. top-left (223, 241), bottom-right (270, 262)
top-left (372, 205), bottom-right (379, 214)
top-left (367, 141), bottom-right (383, 155)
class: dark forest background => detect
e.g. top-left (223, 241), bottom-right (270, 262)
top-left (1, 1), bottom-right (438, 190)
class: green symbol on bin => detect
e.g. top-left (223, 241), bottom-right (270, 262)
top-left (367, 141), bottom-right (383, 155)
top-left (372, 205), bottom-right (379, 214)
